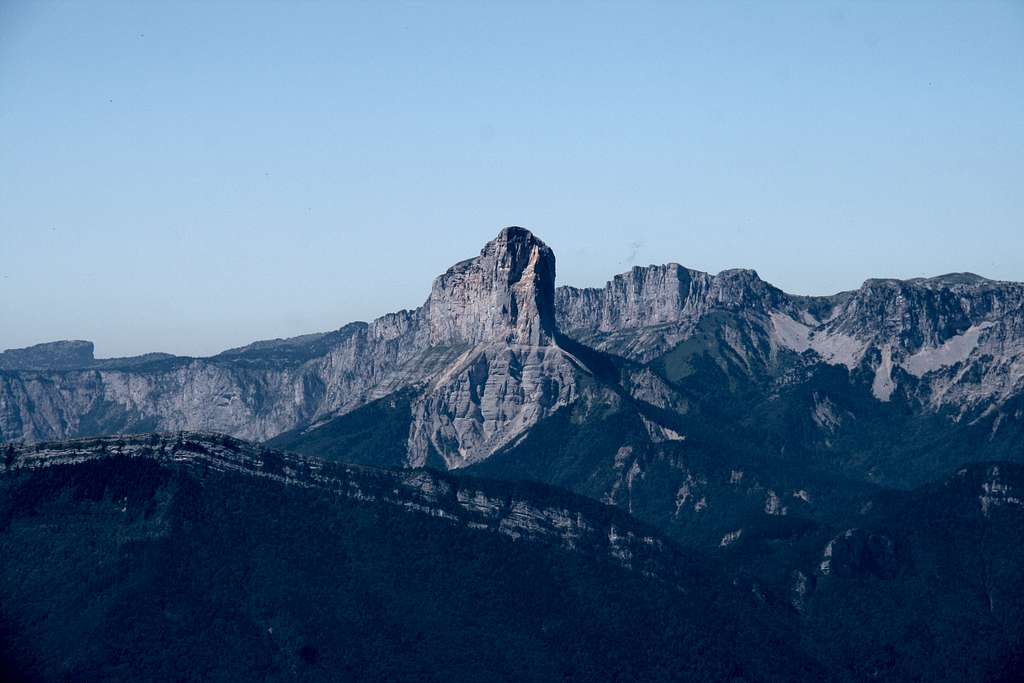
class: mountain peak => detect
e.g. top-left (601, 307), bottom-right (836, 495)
top-left (426, 227), bottom-right (557, 345)
top-left (493, 224), bottom-right (539, 243)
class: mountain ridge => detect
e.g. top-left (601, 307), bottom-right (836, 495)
top-left (4, 430), bottom-right (1021, 681)
top-left (0, 433), bottom-right (820, 683)
top-left (1, 431), bottom-right (693, 585)
top-left (3, 227), bottom-right (1023, 483)
top-left (8, 262), bottom-right (1016, 372)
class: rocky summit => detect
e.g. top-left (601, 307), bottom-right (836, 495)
top-left (408, 227), bottom-right (580, 467)
top-left (426, 226), bottom-right (557, 346)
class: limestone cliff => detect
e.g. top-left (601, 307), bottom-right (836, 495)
top-left (557, 265), bottom-right (1024, 411)
top-left (3, 229), bottom-right (1024, 472)
top-left (0, 228), bottom-right (587, 470)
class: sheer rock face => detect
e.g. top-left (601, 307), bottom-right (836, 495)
top-left (818, 275), bottom-right (1024, 350)
top-left (0, 320), bottom-right (449, 444)
top-left (556, 265), bottom-right (794, 361)
top-left (426, 227), bottom-right (557, 346)
top-left (407, 343), bottom-right (579, 469)
top-left (556, 264), bottom-right (785, 335)
top-left (801, 276), bottom-right (1024, 408)
top-left (409, 228), bottom-right (576, 467)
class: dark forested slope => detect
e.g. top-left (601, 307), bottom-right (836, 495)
top-left (0, 436), bottom-right (815, 683)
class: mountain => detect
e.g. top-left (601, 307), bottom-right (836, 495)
top-left (402, 227), bottom-right (584, 468)
top-left (0, 229), bottom-right (587, 469)
top-left (550, 261), bottom-right (1024, 485)
top-left (4, 227), bottom-right (1024, 679)
top-left (0, 433), bottom-right (817, 682)
top-left (557, 264), bottom-right (1024, 412)
top-left (4, 229), bottom-right (1023, 541)
top-left (5, 230), bottom-right (1022, 477)
top-left (6, 227), bottom-right (1023, 543)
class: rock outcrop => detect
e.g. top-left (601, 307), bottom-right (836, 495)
top-left (556, 264), bottom-right (795, 361)
top-left (406, 228), bottom-right (580, 467)
top-left (0, 320), bottom-right (451, 444)
top-left (817, 528), bottom-right (899, 579)
top-left (425, 226), bottom-right (557, 346)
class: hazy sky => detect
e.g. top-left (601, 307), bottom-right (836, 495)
top-left (2, 1), bottom-right (1022, 358)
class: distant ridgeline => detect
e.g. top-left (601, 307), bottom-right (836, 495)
top-left (0, 339), bottom-right (176, 371)
top-left (0, 340), bottom-right (95, 370)
top-left (3, 229), bottom-right (1021, 484)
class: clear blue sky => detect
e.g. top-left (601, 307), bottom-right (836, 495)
top-left (2, 1), bottom-right (1022, 357)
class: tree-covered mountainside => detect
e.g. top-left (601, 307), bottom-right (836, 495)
top-left (1, 435), bottom-right (1022, 681)
top-left (0, 447), bottom-right (818, 682)
top-left (794, 462), bottom-right (1024, 682)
